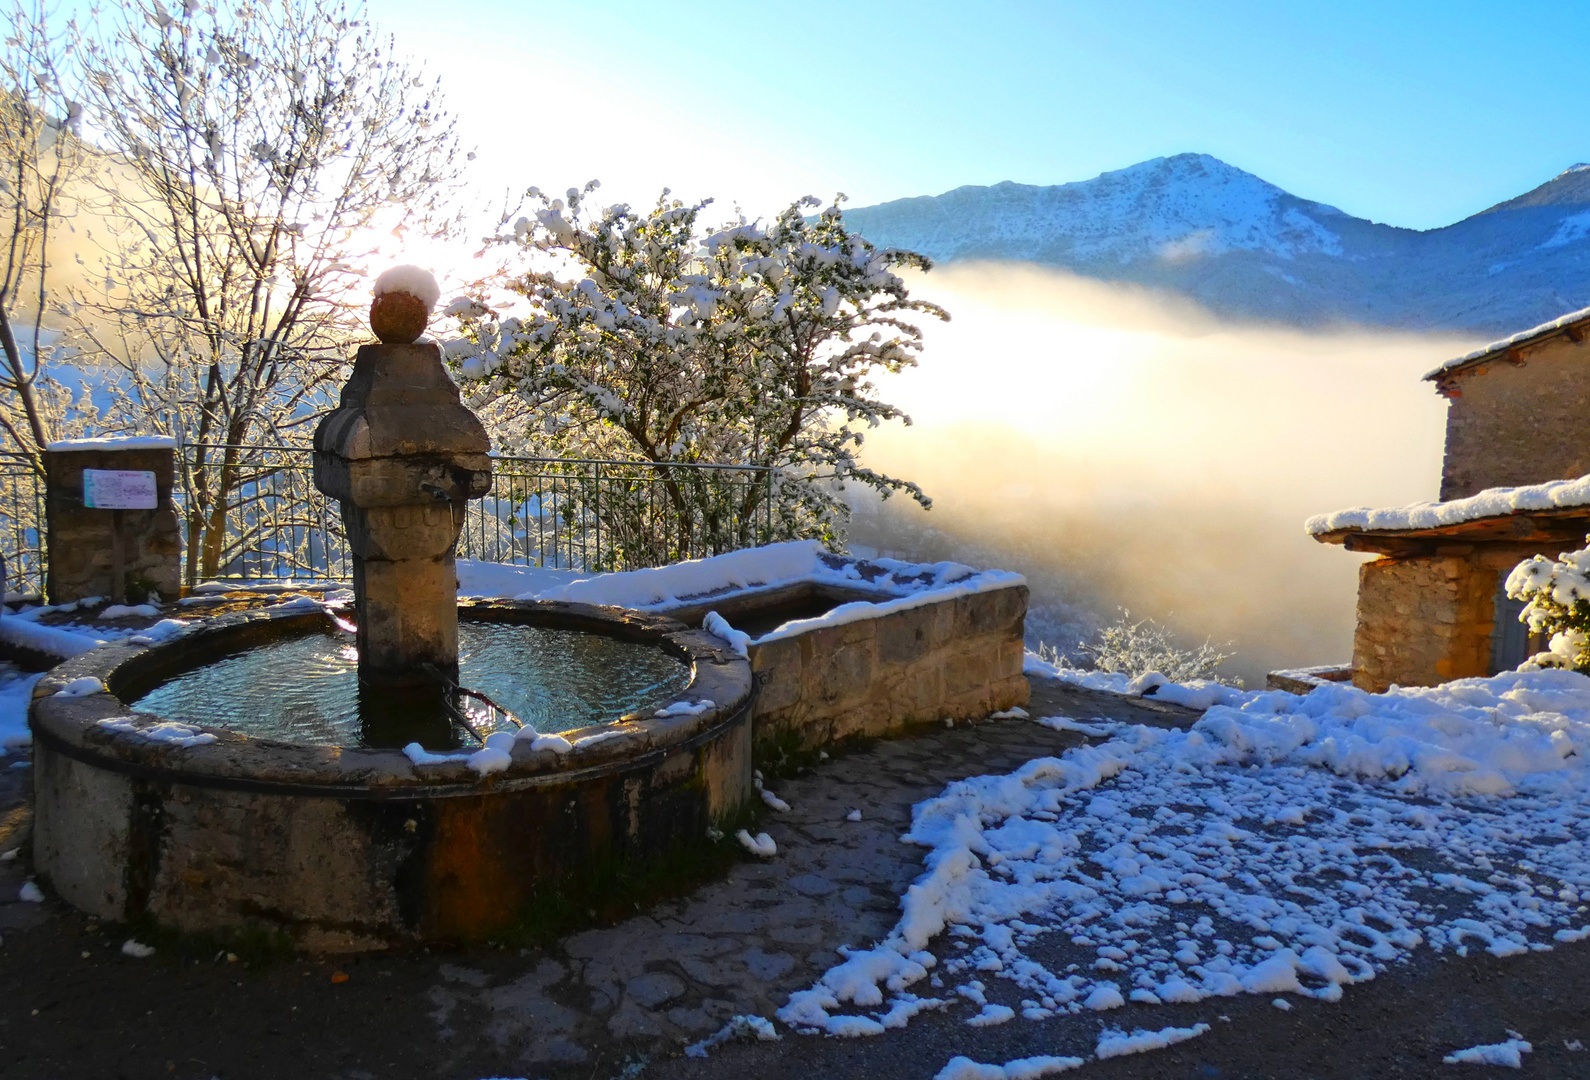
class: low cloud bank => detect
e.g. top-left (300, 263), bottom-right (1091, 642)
top-left (853, 263), bottom-right (1479, 686)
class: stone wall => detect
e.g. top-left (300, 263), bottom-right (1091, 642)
top-left (747, 583), bottom-right (1030, 754)
top-left (1351, 543), bottom-right (1542, 693)
top-left (45, 445), bottom-right (182, 604)
top-left (1439, 334), bottom-right (1590, 500)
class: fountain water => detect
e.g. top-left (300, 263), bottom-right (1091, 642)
top-left (27, 270), bottom-right (757, 950)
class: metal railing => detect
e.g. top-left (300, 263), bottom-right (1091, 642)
top-left (0, 452), bottom-right (45, 597)
top-left (177, 444), bottom-right (351, 585)
top-left (177, 444), bottom-right (780, 583)
top-left (459, 456), bottom-right (776, 573)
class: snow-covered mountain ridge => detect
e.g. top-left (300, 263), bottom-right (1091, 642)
top-left (843, 154), bottom-right (1590, 334)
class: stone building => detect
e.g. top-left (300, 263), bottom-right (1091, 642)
top-left (1305, 305), bottom-right (1590, 693)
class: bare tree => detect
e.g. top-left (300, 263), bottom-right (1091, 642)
top-left (70, 0), bottom-right (464, 584)
top-left (0, 1), bottom-right (88, 474)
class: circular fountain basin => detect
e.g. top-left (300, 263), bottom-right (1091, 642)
top-left (126, 618), bottom-right (694, 749)
top-left (28, 599), bottom-right (755, 952)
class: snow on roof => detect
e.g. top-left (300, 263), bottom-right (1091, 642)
top-left (46, 435), bottom-right (177, 452)
top-left (1306, 473), bottom-right (1590, 536)
top-left (1423, 304), bottom-right (1590, 381)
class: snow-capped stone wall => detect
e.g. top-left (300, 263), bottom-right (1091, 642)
top-left (740, 579), bottom-right (1029, 755)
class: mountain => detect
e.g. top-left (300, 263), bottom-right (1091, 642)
top-left (842, 154), bottom-right (1590, 335)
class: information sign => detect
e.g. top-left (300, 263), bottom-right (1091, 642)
top-left (83, 469), bottom-right (158, 510)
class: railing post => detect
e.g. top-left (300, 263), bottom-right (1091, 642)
top-left (592, 460), bottom-right (602, 572)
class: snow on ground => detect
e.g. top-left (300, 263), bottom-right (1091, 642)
top-left (1095, 1022), bottom-right (1210, 1059)
top-left (1021, 653), bottom-right (1253, 711)
top-left (1442, 1035), bottom-right (1532, 1067)
top-left (0, 613), bottom-right (104, 660)
top-left (934, 1053), bottom-right (1084, 1079)
top-left (0, 666), bottom-right (43, 752)
top-left (777, 669), bottom-right (1590, 1050)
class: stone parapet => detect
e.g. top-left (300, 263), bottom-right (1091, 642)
top-left (43, 444), bottom-right (181, 604)
top-left (747, 582), bottom-right (1030, 755)
top-left (1265, 664), bottom-right (1352, 694)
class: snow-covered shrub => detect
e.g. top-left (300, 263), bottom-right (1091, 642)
top-left (1506, 538), bottom-right (1590, 671)
top-left (440, 185), bottom-right (945, 550)
top-left (1049, 609), bottom-right (1236, 685)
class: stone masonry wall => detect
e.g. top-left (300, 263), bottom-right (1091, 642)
top-left (1440, 334), bottom-right (1590, 500)
top-left (748, 583), bottom-right (1030, 754)
top-left (44, 446), bottom-right (182, 604)
top-left (1352, 542), bottom-right (1546, 693)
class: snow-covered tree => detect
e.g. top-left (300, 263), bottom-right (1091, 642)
top-left (444, 185), bottom-right (944, 552)
top-left (0, 2), bottom-right (92, 473)
top-left (67, 0), bottom-right (463, 583)
top-left (1506, 540), bottom-right (1590, 671)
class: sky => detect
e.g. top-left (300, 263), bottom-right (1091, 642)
top-left (374, 0), bottom-right (1590, 230)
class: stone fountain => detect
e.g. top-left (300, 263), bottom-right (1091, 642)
top-left (27, 268), bottom-right (756, 950)
top-left (312, 269), bottom-right (492, 743)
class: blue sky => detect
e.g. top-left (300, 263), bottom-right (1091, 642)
top-left (374, 0), bottom-right (1590, 229)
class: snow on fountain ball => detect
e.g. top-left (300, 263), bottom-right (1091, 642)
top-left (370, 264), bottom-right (441, 344)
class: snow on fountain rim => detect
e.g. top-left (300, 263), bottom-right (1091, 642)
top-left (458, 541), bottom-right (1024, 646)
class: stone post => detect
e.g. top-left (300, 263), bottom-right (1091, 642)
top-left (312, 269), bottom-right (492, 695)
top-left (43, 438), bottom-right (182, 604)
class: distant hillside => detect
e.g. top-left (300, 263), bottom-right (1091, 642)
top-left (843, 154), bottom-right (1590, 335)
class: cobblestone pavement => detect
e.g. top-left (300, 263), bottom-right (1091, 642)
top-left (0, 677), bottom-right (1201, 1079)
top-left (4, 679), bottom-right (1589, 1079)
top-left (418, 680), bottom-right (1201, 1075)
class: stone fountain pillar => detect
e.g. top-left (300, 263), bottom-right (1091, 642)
top-left (313, 269), bottom-right (492, 701)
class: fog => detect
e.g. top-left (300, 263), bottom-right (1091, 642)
top-left (850, 263), bottom-right (1483, 687)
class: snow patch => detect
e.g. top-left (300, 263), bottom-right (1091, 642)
top-left (1096, 1022), bottom-right (1210, 1059)
top-left (655, 699), bottom-right (714, 718)
top-left (372, 264), bottom-right (441, 311)
top-left (703, 610), bottom-right (750, 658)
top-left (1443, 1036), bottom-right (1532, 1067)
top-left (55, 676), bottom-right (106, 697)
top-left (737, 830), bottom-right (776, 857)
top-left (97, 717), bottom-right (216, 747)
top-left (98, 604), bottom-right (160, 620)
top-left (45, 435), bottom-right (176, 452)
top-left (934, 1055), bottom-right (1084, 1080)
top-left (0, 617), bottom-right (104, 660)
top-left (0, 670), bottom-right (43, 751)
top-left (684, 1013), bottom-right (780, 1058)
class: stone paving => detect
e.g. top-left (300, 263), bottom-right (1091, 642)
top-left (0, 676), bottom-right (1199, 1078)
top-left (418, 679), bottom-right (1199, 1074)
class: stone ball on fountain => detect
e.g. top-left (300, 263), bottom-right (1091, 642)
top-left (370, 264), bottom-right (442, 344)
